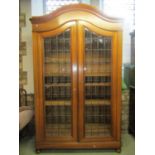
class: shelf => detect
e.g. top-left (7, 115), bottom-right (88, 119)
top-left (44, 54), bottom-right (70, 64)
top-left (85, 99), bottom-right (111, 105)
top-left (45, 73), bottom-right (70, 76)
top-left (85, 72), bottom-right (111, 76)
top-left (45, 61), bottom-right (70, 64)
top-left (45, 72), bottom-right (110, 77)
top-left (44, 57), bottom-right (111, 66)
top-left (85, 49), bottom-right (111, 52)
top-left (45, 99), bottom-right (111, 106)
top-left (45, 49), bottom-right (70, 53)
top-left (84, 64), bottom-right (111, 71)
top-left (45, 83), bottom-right (71, 87)
top-left (85, 82), bottom-right (111, 86)
top-left (85, 62), bottom-right (111, 65)
top-left (45, 63), bottom-right (70, 71)
top-left (45, 100), bottom-right (71, 106)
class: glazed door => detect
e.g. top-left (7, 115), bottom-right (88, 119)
top-left (78, 21), bottom-right (118, 142)
top-left (35, 21), bottom-right (78, 142)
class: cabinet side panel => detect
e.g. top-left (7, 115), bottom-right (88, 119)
top-left (116, 31), bottom-right (122, 141)
top-left (32, 32), bottom-right (44, 143)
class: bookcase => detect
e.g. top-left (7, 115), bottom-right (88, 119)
top-left (30, 4), bottom-right (122, 152)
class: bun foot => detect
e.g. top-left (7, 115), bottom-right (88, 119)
top-left (36, 149), bottom-right (40, 153)
top-left (116, 148), bottom-right (121, 153)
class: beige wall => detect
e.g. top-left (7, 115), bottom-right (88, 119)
top-left (20, 0), bottom-right (34, 93)
top-left (31, 0), bottom-right (43, 15)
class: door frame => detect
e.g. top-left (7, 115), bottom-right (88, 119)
top-left (33, 21), bottom-right (78, 143)
top-left (77, 20), bottom-right (121, 142)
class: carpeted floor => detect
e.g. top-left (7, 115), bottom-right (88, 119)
top-left (19, 134), bottom-right (134, 155)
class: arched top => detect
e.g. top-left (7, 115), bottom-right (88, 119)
top-left (30, 4), bottom-right (122, 32)
top-left (30, 3), bottom-right (122, 24)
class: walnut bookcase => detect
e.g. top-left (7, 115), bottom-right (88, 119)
top-left (30, 3), bottom-right (122, 152)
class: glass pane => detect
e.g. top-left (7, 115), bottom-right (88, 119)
top-left (84, 28), bottom-right (112, 137)
top-left (43, 29), bottom-right (72, 137)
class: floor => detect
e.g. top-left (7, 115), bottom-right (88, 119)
top-left (19, 134), bottom-right (135, 155)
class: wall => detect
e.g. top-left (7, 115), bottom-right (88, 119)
top-left (20, 0), bottom-right (34, 93)
top-left (19, 13), bottom-right (27, 88)
top-left (103, 0), bottom-right (135, 64)
top-left (122, 90), bottom-right (130, 133)
top-left (31, 0), bottom-right (43, 15)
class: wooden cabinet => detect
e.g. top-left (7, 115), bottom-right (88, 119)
top-left (30, 4), bottom-right (122, 151)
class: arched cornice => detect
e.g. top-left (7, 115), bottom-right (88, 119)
top-left (30, 3), bottom-right (123, 32)
top-left (30, 3), bottom-right (122, 24)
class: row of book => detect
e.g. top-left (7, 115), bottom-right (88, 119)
top-left (45, 76), bottom-right (71, 84)
top-left (85, 116), bottom-right (111, 124)
top-left (45, 86), bottom-right (71, 100)
top-left (46, 106), bottom-right (71, 116)
top-left (85, 105), bottom-right (111, 115)
top-left (44, 76), bottom-right (111, 84)
top-left (46, 116), bottom-right (71, 124)
top-left (46, 106), bottom-right (71, 124)
top-left (45, 86), bottom-right (111, 100)
top-left (85, 86), bottom-right (111, 99)
top-left (85, 76), bottom-right (111, 83)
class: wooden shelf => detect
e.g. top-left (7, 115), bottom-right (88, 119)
top-left (45, 55), bottom-right (70, 64)
top-left (85, 72), bottom-right (111, 76)
top-left (45, 73), bottom-right (110, 77)
top-left (85, 82), bottom-right (111, 86)
top-left (45, 73), bottom-right (70, 76)
top-left (45, 83), bottom-right (71, 87)
top-left (45, 100), bottom-right (71, 106)
top-left (85, 99), bottom-right (111, 105)
top-left (45, 99), bottom-right (111, 106)
top-left (85, 50), bottom-right (111, 54)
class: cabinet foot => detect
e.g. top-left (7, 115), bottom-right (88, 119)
top-left (36, 149), bottom-right (40, 153)
top-left (116, 148), bottom-right (121, 153)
